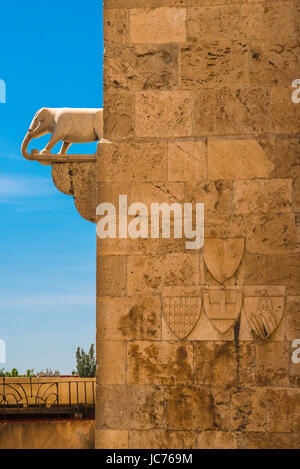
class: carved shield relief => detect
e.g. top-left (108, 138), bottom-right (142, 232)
top-left (203, 286), bottom-right (242, 334)
top-left (162, 287), bottom-right (202, 339)
top-left (204, 238), bottom-right (244, 283)
top-left (244, 286), bottom-right (286, 339)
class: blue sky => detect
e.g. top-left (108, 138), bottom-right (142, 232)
top-left (0, 1), bottom-right (102, 374)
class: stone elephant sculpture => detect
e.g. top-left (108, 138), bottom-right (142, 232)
top-left (21, 107), bottom-right (103, 158)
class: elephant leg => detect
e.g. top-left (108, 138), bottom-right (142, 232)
top-left (59, 142), bottom-right (71, 155)
top-left (40, 134), bottom-right (61, 155)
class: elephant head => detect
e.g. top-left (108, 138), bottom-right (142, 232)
top-left (21, 108), bottom-right (54, 159)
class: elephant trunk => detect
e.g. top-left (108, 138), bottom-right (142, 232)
top-left (21, 132), bottom-right (34, 160)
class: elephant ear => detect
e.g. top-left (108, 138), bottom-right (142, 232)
top-left (37, 108), bottom-right (48, 122)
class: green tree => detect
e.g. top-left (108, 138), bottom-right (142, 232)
top-left (75, 344), bottom-right (96, 377)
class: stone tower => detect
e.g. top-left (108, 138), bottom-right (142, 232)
top-left (95, 0), bottom-right (300, 449)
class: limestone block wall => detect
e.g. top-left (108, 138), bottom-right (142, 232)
top-left (96, 0), bottom-right (300, 449)
top-left (0, 420), bottom-right (95, 449)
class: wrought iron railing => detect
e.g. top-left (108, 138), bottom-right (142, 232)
top-left (0, 378), bottom-right (95, 420)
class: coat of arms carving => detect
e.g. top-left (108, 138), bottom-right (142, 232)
top-left (204, 237), bottom-right (244, 283)
top-left (244, 286), bottom-right (285, 339)
top-left (162, 287), bottom-right (202, 339)
top-left (203, 286), bottom-right (242, 334)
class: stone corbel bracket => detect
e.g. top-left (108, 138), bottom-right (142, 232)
top-left (52, 161), bottom-right (96, 223)
top-left (24, 151), bottom-right (96, 223)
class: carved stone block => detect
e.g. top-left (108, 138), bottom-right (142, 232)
top-left (135, 91), bottom-right (193, 138)
top-left (162, 286), bottom-right (203, 339)
top-left (243, 285), bottom-right (285, 340)
top-left (130, 8), bottom-right (186, 44)
top-left (203, 287), bottom-right (242, 334)
top-left (203, 238), bottom-right (244, 284)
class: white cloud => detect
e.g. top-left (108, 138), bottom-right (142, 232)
top-left (1, 294), bottom-right (95, 313)
top-left (0, 174), bottom-right (56, 200)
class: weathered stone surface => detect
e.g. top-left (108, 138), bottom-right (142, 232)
top-left (104, 8), bottom-right (130, 44)
top-left (256, 342), bottom-right (289, 386)
top-left (250, 39), bottom-right (299, 87)
top-left (103, 93), bottom-right (134, 140)
top-left (273, 137), bottom-right (300, 179)
top-left (130, 8), bottom-right (186, 44)
top-left (105, 0), bottom-right (186, 6)
top-left (268, 388), bottom-right (300, 432)
top-left (194, 342), bottom-right (255, 387)
top-left (130, 182), bottom-right (185, 208)
top-left (95, 429), bottom-right (128, 449)
top-left (294, 178), bottom-right (300, 211)
top-left (52, 163), bottom-right (96, 222)
top-left (52, 161), bottom-right (96, 196)
top-left (230, 88), bottom-right (273, 135)
top-left (290, 341), bottom-right (300, 386)
top-left (97, 181), bottom-right (157, 255)
top-left (97, 296), bottom-right (161, 340)
top-left (97, 142), bottom-right (167, 182)
top-left (243, 1), bottom-right (299, 40)
top-left (74, 197), bottom-right (97, 224)
top-left (127, 341), bottom-right (193, 385)
top-left (96, 385), bottom-right (164, 430)
top-left (181, 41), bottom-right (248, 89)
top-left (186, 180), bottom-right (232, 221)
top-left (245, 214), bottom-right (297, 255)
top-left (233, 180), bottom-right (292, 215)
top-left (207, 139), bottom-right (274, 180)
top-left (136, 92), bottom-right (193, 138)
top-left (187, 5), bottom-right (246, 41)
top-left (267, 254), bottom-right (300, 294)
top-left (270, 87), bottom-right (300, 134)
top-left (296, 217), bottom-right (300, 244)
top-left (0, 420), bottom-right (95, 450)
top-left (105, 0), bottom-right (245, 7)
top-left (242, 432), bottom-right (300, 450)
top-left (97, 341), bottom-right (126, 385)
top-left (97, 181), bottom-right (129, 205)
top-left (127, 254), bottom-right (199, 295)
top-left (129, 430), bottom-right (195, 449)
top-left (158, 236), bottom-right (192, 255)
top-left (97, 255), bottom-right (127, 296)
top-left (203, 238), bottom-right (244, 284)
top-left (105, 43), bottom-right (179, 91)
top-left (168, 140), bottom-right (206, 182)
top-left (98, 234), bottom-right (160, 256)
top-left (196, 431), bottom-right (238, 450)
top-left (243, 284), bottom-right (286, 297)
top-left (52, 164), bottom-right (73, 196)
top-left (231, 387), bottom-right (268, 432)
top-left (165, 386), bottom-right (230, 431)
top-left (194, 88), bottom-right (272, 136)
top-left (286, 296), bottom-right (300, 340)
top-left (243, 252), bottom-right (267, 285)
top-left (203, 214), bottom-right (246, 240)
